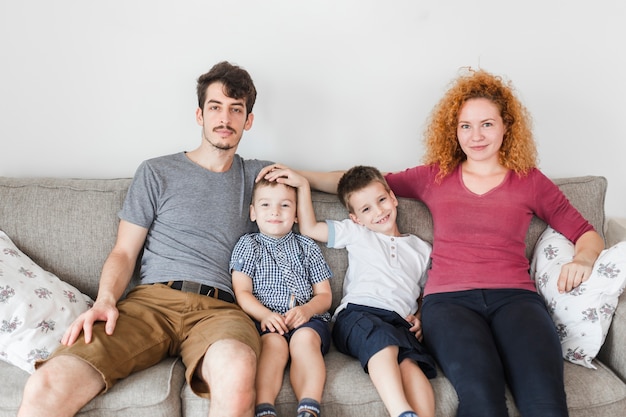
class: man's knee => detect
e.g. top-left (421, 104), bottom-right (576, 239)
top-left (202, 339), bottom-right (257, 382)
top-left (19, 355), bottom-right (104, 417)
top-left (30, 355), bottom-right (103, 392)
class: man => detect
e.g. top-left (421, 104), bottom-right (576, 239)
top-left (18, 61), bottom-right (273, 417)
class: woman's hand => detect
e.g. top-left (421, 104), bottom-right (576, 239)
top-left (558, 230), bottom-right (604, 293)
top-left (558, 260), bottom-right (593, 293)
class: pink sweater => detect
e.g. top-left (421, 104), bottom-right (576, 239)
top-left (386, 165), bottom-right (594, 296)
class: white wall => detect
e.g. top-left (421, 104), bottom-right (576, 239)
top-left (1, 0), bottom-right (624, 221)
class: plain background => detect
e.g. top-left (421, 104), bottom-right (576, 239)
top-left (1, 1), bottom-right (624, 223)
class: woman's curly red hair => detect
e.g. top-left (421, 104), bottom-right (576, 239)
top-left (423, 68), bottom-right (538, 181)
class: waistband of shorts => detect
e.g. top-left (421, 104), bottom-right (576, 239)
top-left (154, 281), bottom-right (235, 303)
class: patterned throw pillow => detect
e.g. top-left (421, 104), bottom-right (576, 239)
top-left (0, 231), bottom-right (93, 373)
top-left (531, 227), bottom-right (626, 368)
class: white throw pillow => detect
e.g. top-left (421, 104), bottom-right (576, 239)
top-left (531, 227), bottom-right (626, 368)
top-left (0, 231), bottom-right (93, 373)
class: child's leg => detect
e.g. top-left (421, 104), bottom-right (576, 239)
top-left (256, 333), bottom-right (289, 405)
top-left (368, 345), bottom-right (414, 417)
top-left (289, 327), bottom-right (325, 403)
top-left (399, 358), bottom-right (435, 417)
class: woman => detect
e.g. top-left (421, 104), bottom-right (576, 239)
top-left (382, 69), bottom-right (604, 417)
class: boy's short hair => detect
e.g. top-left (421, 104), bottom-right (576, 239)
top-left (252, 178), bottom-right (297, 204)
top-left (337, 166), bottom-right (391, 213)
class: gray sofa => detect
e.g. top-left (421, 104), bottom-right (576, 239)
top-left (1, 175), bottom-right (625, 417)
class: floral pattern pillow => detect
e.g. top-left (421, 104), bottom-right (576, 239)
top-left (0, 231), bottom-right (93, 373)
top-left (531, 227), bottom-right (626, 368)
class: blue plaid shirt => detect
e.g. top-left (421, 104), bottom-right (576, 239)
top-left (230, 231), bottom-right (332, 321)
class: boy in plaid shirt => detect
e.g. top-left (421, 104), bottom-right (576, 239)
top-left (231, 178), bottom-right (332, 417)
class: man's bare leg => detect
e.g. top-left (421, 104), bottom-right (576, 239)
top-left (200, 339), bottom-right (257, 417)
top-left (18, 355), bottom-right (105, 417)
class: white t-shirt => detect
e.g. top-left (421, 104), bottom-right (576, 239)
top-left (327, 219), bottom-right (432, 320)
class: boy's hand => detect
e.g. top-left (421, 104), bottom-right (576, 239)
top-left (256, 164), bottom-right (290, 182)
top-left (256, 164), bottom-right (280, 182)
top-left (406, 314), bottom-right (423, 341)
top-left (260, 312), bottom-right (289, 335)
top-left (257, 164), bottom-right (308, 188)
top-left (284, 305), bottom-right (312, 330)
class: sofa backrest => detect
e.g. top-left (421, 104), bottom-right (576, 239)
top-left (0, 178), bottom-right (131, 298)
top-left (0, 175), bottom-right (607, 310)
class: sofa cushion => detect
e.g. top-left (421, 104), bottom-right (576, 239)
top-left (0, 231), bottom-right (93, 373)
top-left (562, 360), bottom-right (626, 417)
top-left (0, 358), bottom-right (184, 417)
top-left (178, 345), bottom-right (626, 417)
top-left (532, 227), bottom-right (626, 368)
top-left (525, 176), bottom-right (607, 258)
top-left (1, 175), bottom-right (620, 417)
top-left (0, 178), bottom-right (132, 299)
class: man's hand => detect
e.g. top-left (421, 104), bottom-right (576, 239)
top-left (61, 300), bottom-right (119, 346)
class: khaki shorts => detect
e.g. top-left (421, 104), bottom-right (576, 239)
top-left (41, 284), bottom-right (261, 397)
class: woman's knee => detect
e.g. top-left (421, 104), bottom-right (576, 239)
top-left (454, 380), bottom-right (508, 417)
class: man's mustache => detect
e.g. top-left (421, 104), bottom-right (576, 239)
top-left (214, 125), bottom-right (237, 133)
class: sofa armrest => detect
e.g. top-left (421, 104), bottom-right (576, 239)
top-left (598, 292), bottom-right (626, 382)
top-left (605, 218), bottom-right (626, 247)
top-left (597, 218), bottom-right (626, 381)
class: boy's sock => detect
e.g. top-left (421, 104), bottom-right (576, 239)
top-left (296, 398), bottom-right (321, 417)
top-left (255, 403), bottom-right (277, 417)
top-left (398, 412), bottom-right (418, 417)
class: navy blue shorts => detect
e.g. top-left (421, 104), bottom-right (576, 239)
top-left (332, 304), bottom-right (436, 378)
top-left (255, 316), bottom-right (331, 355)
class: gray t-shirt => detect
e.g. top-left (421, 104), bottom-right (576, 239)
top-left (119, 152), bottom-right (272, 295)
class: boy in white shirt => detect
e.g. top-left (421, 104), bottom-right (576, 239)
top-left (275, 165), bottom-right (436, 417)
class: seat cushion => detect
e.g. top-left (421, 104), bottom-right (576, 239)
top-left (179, 345), bottom-right (626, 417)
top-left (0, 358), bottom-right (185, 417)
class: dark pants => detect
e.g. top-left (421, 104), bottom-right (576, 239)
top-left (333, 304), bottom-right (436, 378)
top-left (422, 289), bottom-right (568, 417)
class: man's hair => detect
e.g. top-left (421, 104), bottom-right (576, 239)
top-left (196, 61), bottom-right (257, 116)
top-left (252, 178), bottom-right (297, 204)
top-left (337, 166), bottom-right (391, 213)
